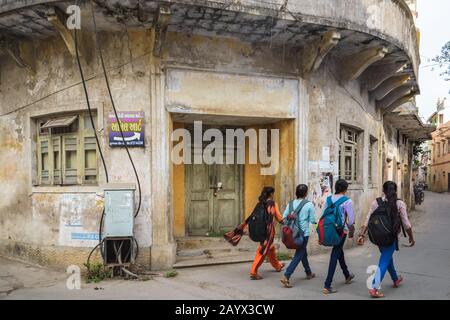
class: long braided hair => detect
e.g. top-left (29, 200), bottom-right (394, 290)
top-left (383, 181), bottom-right (401, 234)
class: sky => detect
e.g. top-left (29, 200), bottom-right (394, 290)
top-left (415, 0), bottom-right (450, 121)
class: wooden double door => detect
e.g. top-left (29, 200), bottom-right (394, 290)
top-left (185, 158), bottom-right (243, 236)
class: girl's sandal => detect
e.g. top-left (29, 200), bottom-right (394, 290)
top-left (276, 263), bottom-right (286, 272)
top-left (280, 276), bottom-right (293, 288)
top-left (250, 274), bottom-right (263, 280)
top-left (369, 288), bottom-right (385, 298)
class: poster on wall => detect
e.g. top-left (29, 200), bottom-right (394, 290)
top-left (108, 111), bottom-right (145, 147)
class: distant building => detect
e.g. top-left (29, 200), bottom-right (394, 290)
top-left (428, 99), bottom-right (450, 192)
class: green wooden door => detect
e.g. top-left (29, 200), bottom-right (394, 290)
top-left (186, 161), bottom-right (213, 236)
top-left (186, 162), bottom-right (242, 236)
top-left (212, 163), bottom-right (242, 234)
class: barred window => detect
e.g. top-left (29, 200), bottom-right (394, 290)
top-left (36, 112), bottom-right (98, 186)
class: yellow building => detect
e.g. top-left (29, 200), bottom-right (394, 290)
top-left (430, 121), bottom-right (450, 192)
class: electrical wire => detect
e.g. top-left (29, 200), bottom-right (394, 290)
top-left (86, 239), bottom-right (104, 267)
top-left (74, 4), bottom-right (109, 263)
top-left (90, 0), bottom-right (142, 219)
top-left (74, 29), bottom-right (109, 184)
top-left (89, 0), bottom-right (141, 266)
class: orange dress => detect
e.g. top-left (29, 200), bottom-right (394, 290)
top-left (250, 200), bottom-right (283, 277)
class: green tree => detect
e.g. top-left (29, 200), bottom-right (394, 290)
top-left (433, 41), bottom-right (450, 81)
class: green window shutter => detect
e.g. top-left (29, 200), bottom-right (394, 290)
top-left (63, 136), bottom-right (78, 185)
top-left (83, 136), bottom-right (97, 184)
top-left (40, 139), bottom-right (50, 185)
top-left (52, 137), bottom-right (62, 185)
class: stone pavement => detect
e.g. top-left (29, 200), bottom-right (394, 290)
top-left (1, 191), bottom-right (449, 300)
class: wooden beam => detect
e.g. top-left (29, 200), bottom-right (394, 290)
top-left (153, 6), bottom-right (171, 57)
top-left (360, 61), bottom-right (407, 91)
top-left (299, 31), bottom-right (341, 78)
top-left (46, 7), bottom-right (77, 57)
top-left (339, 46), bottom-right (388, 82)
top-left (369, 74), bottom-right (411, 101)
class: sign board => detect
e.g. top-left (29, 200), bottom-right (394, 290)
top-left (108, 111), bottom-right (145, 147)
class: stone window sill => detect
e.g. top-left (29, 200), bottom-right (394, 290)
top-left (31, 185), bottom-right (100, 194)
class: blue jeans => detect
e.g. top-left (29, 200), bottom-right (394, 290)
top-left (284, 236), bottom-right (311, 279)
top-left (372, 241), bottom-right (399, 289)
top-left (324, 235), bottom-right (350, 289)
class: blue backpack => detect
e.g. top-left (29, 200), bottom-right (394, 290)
top-left (317, 196), bottom-right (349, 246)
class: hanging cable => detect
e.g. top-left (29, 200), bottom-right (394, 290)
top-left (89, 0), bottom-right (142, 219)
top-left (74, 3), bottom-right (109, 262)
top-left (74, 25), bottom-right (109, 185)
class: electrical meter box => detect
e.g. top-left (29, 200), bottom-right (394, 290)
top-left (104, 183), bottom-right (135, 238)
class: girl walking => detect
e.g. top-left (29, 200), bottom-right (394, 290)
top-left (357, 181), bottom-right (415, 298)
top-left (249, 187), bottom-right (285, 280)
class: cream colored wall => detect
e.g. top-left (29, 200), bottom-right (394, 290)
top-left (0, 29), bottom-right (154, 268)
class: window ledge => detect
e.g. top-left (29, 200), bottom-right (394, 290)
top-left (348, 184), bottom-right (364, 191)
top-left (31, 185), bottom-right (101, 194)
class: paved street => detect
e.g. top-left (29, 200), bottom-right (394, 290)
top-left (1, 191), bottom-right (449, 300)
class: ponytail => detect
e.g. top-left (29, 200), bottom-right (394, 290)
top-left (383, 181), bottom-right (401, 234)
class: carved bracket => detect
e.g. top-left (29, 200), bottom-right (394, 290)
top-left (360, 60), bottom-right (407, 92)
top-left (46, 7), bottom-right (77, 57)
top-left (299, 31), bottom-right (341, 78)
top-left (153, 6), bottom-right (171, 57)
top-left (376, 85), bottom-right (414, 110)
top-left (384, 93), bottom-right (416, 114)
top-left (339, 46), bottom-right (388, 82)
top-left (370, 74), bottom-right (411, 101)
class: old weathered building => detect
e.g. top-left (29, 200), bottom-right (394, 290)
top-left (425, 100), bottom-right (449, 192)
top-left (0, 0), bottom-right (434, 270)
top-left (429, 121), bottom-right (450, 192)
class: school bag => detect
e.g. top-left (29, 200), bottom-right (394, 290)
top-left (317, 196), bottom-right (349, 246)
top-left (282, 199), bottom-right (309, 249)
top-left (368, 198), bottom-right (406, 247)
top-left (247, 202), bottom-right (269, 242)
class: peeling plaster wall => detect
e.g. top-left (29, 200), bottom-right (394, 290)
top-left (0, 29), bottom-right (153, 268)
top-left (0, 26), bottom-right (416, 268)
top-left (304, 63), bottom-right (382, 252)
top-left (382, 121), bottom-right (414, 207)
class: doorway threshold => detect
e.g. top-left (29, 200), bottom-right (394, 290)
top-left (174, 235), bottom-right (257, 269)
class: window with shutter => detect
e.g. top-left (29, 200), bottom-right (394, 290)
top-left (35, 112), bottom-right (98, 186)
top-left (339, 126), bottom-right (361, 184)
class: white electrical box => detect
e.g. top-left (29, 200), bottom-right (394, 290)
top-left (103, 183), bottom-right (135, 238)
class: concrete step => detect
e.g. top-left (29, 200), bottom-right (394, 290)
top-left (174, 236), bottom-right (258, 268)
top-left (176, 235), bottom-right (256, 251)
top-left (174, 251), bottom-right (255, 268)
top-left (176, 245), bottom-right (255, 258)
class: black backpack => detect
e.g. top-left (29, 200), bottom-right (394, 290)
top-left (247, 202), bottom-right (269, 242)
top-left (368, 198), bottom-right (399, 247)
